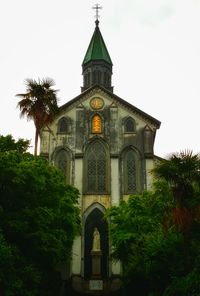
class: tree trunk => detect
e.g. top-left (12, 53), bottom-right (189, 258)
top-left (34, 129), bottom-right (39, 156)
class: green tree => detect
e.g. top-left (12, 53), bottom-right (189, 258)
top-left (106, 182), bottom-right (177, 295)
top-left (0, 135), bottom-right (80, 295)
top-left (0, 134), bottom-right (29, 153)
top-left (16, 78), bottom-right (59, 155)
top-left (106, 151), bottom-right (200, 295)
top-left (152, 151), bottom-right (200, 235)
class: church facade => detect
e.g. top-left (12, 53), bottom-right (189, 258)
top-left (40, 19), bottom-right (160, 294)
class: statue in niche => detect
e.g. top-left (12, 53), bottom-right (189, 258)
top-left (92, 227), bottom-right (101, 251)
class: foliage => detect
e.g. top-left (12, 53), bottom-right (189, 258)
top-left (0, 136), bottom-right (80, 295)
top-left (0, 134), bottom-right (30, 153)
top-left (16, 78), bottom-right (59, 155)
top-left (107, 151), bottom-right (200, 296)
top-left (152, 151), bottom-right (200, 208)
top-left (107, 182), bottom-right (176, 295)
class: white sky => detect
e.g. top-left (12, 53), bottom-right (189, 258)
top-left (0, 0), bottom-right (199, 157)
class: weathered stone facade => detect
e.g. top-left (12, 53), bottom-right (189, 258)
top-left (40, 21), bottom-right (160, 294)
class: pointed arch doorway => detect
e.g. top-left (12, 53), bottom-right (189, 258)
top-left (83, 205), bottom-right (109, 280)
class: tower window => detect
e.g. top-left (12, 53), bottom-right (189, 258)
top-left (104, 72), bottom-right (106, 85)
top-left (92, 114), bottom-right (102, 134)
top-left (84, 74), bottom-right (88, 87)
top-left (97, 71), bottom-right (101, 84)
top-left (93, 71), bottom-right (97, 84)
top-left (88, 72), bottom-right (91, 86)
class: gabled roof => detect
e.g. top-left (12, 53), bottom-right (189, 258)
top-left (59, 85), bottom-right (161, 128)
top-left (82, 21), bottom-right (112, 65)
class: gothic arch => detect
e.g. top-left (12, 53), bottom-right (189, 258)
top-left (89, 113), bottom-right (104, 134)
top-left (91, 114), bottom-right (102, 134)
top-left (83, 139), bottom-right (110, 194)
top-left (52, 147), bottom-right (72, 184)
top-left (57, 116), bottom-right (72, 133)
top-left (83, 202), bottom-right (106, 223)
top-left (122, 116), bottom-right (136, 133)
top-left (83, 203), bottom-right (109, 279)
top-left (120, 146), bottom-right (142, 194)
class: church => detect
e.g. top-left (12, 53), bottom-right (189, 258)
top-left (40, 9), bottom-right (161, 294)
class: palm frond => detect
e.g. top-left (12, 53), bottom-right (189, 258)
top-left (16, 77), bottom-right (59, 155)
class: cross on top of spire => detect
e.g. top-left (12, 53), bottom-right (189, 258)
top-left (92, 3), bottom-right (102, 26)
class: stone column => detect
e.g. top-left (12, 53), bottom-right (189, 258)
top-left (111, 157), bottom-right (120, 206)
top-left (111, 158), bottom-right (121, 276)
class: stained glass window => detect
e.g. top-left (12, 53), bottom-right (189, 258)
top-left (124, 150), bottom-right (136, 193)
top-left (86, 142), bottom-right (107, 193)
top-left (92, 115), bottom-right (102, 133)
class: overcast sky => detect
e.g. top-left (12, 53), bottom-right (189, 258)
top-left (0, 0), bottom-right (199, 157)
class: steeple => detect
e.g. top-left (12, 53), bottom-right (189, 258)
top-left (81, 10), bottom-right (113, 92)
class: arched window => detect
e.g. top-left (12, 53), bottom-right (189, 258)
top-left (85, 141), bottom-right (108, 194)
top-left (124, 117), bottom-right (135, 133)
top-left (57, 117), bottom-right (70, 133)
top-left (123, 149), bottom-right (137, 194)
top-left (104, 72), bottom-right (107, 85)
top-left (54, 149), bottom-right (70, 183)
top-left (93, 71), bottom-right (97, 84)
top-left (88, 72), bottom-right (91, 86)
top-left (84, 73), bottom-right (88, 87)
top-left (97, 71), bottom-right (101, 84)
top-left (92, 114), bottom-right (102, 134)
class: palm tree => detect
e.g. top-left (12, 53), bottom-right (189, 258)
top-left (16, 78), bottom-right (59, 156)
top-left (153, 151), bottom-right (200, 234)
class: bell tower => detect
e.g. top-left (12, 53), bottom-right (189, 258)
top-left (81, 5), bottom-right (113, 92)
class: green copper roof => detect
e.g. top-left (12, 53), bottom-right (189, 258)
top-left (82, 21), bottom-right (112, 65)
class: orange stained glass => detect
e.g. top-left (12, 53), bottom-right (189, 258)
top-left (92, 115), bottom-right (102, 133)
